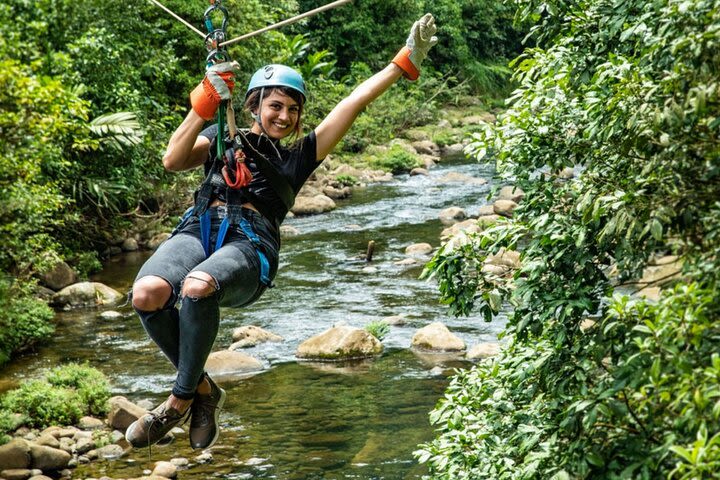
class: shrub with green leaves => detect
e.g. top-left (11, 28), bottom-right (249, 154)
top-left (371, 144), bottom-right (419, 174)
top-left (365, 321), bottom-right (390, 341)
top-left (1, 363), bottom-right (110, 430)
top-left (0, 278), bottom-right (55, 367)
top-left (417, 0), bottom-right (720, 477)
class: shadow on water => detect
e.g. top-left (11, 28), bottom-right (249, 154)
top-left (3, 154), bottom-right (506, 478)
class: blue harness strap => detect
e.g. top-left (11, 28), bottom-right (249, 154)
top-left (197, 209), bottom-right (271, 287)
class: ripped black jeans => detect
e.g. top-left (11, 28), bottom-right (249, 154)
top-left (133, 206), bottom-right (279, 399)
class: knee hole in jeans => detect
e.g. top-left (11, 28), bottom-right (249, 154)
top-left (181, 272), bottom-right (218, 300)
top-left (132, 276), bottom-right (173, 311)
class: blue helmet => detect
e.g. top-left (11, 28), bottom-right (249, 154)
top-left (245, 64), bottom-right (306, 102)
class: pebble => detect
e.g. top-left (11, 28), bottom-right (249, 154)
top-left (195, 452), bottom-right (213, 463)
top-left (170, 457), bottom-right (189, 467)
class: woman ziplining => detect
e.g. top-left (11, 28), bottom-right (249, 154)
top-left (124, 6), bottom-right (438, 450)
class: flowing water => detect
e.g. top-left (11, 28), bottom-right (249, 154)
top-left (1, 155), bottom-right (507, 479)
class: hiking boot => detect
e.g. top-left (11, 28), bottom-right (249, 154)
top-left (189, 376), bottom-right (226, 449)
top-left (125, 401), bottom-right (191, 448)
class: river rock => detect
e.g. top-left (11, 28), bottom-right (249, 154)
top-left (409, 167), bottom-right (429, 176)
top-left (205, 351), bottom-right (263, 376)
top-left (29, 444), bottom-right (71, 470)
top-left (78, 416), bottom-right (104, 430)
top-left (485, 248), bottom-right (521, 269)
top-left (34, 434), bottom-right (59, 449)
top-left (146, 232), bottom-right (171, 250)
top-left (404, 128), bottom-right (430, 141)
top-left (40, 260), bottom-right (77, 291)
top-left (75, 437), bottom-right (94, 454)
top-left (291, 195), bottom-right (336, 215)
top-left (411, 140), bottom-right (440, 156)
top-left (493, 199), bottom-right (518, 218)
top-left (404, 243), bottom-right (433, 256)
top-left (107, 396), bottom-right (148, 431)
top-left (51, 282), bottom-right (123, 309)
top-left (296, 326), bottom-right (383, 360)
top-left (477, 214), bottom-right (501, 228)
top-left (437, 172), bottom-right (487, 185)
top-left (57, 437), bottom-right (73, 454)
top-left (170, 457), bottom-right (189, 467)
top-left (382, 315), bottom-right (407, 326)
top-left (440, 219), bottom-right (482, 240)
top-left (0, 439), bottom-right (31, 469)
top-left (640, 255), bottom-right (682, 286)
top-left (152, 461), bottom-right (177, 479)
top-left (411, 322), bottom-right (465, 352)
top-left (439, 207), bottom-right (467, 225)
top-left (476, 204), bottom-right (495, 217)
top-left (95, 444), bottom-right (124, 460)
top-left (467, 343), bottom-right (501, 359)
top-left (497, 186), bottom-right (525, 203)
top-left (394, 258), bottom-right (418, 266)
top-left (322, 185), bottom-right (351, 200)
top-left (441, 143), bottom-right (464, 158)
top-left (230, 325), bottom-right (283, 348)
top-left (419, 154), bottom-right (438, 169)
top-left (2, 469), bottom-right (32, 480)
top-left (121, 238), bottom-right (139, 252)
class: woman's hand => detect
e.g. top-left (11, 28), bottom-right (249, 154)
top-left (392, 13), bottom-right (438, 81)
top-left (190, 61), bottom-right (239, 120)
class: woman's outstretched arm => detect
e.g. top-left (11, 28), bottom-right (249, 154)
top-left (314, 13), bottom-right (438, 161)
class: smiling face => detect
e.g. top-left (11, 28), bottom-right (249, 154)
top-left (250, 90), bottom-right (301, 140)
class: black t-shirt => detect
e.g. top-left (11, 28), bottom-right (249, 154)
top-left (199, 125), bottom-right (320, 224)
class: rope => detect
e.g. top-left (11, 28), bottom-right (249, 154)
top-left (220, 0), bottom-right (353, 47)
top-left (147, 0), bottom-right (206, 39)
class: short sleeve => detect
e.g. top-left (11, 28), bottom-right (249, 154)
top-left (200, 124), bottom-right (219, 141)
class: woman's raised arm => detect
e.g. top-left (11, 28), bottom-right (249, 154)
top-left (314, 13), bottom-right (438, 161)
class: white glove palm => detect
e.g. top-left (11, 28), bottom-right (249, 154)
top-left (407, 13), bottom-right (438, 70)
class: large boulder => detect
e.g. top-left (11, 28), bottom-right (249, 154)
top-left (40, 261), bottom-right (77, 291)
top-left (438, 207), bottom-right (467, 225)
top-left (493, 199), bottom-right (518, 218)
top-left (467, 343), bottom-right (501, 359)
top-left (29, 444), bottom-right (71, 470)
top-left (411, 322), bottom-right (465, 352)
top-left (205, 351), bottom-right (263, 377)
top-left (296, 326), bottom-right (383, 360)
top-left (485, 248), bottom-right (521, 269)
top-left (291, 195), bottom-right (336, 215)
top-left (230, 325), bottom-right (284, 348)
top-left (441, 143), bottom-right (464, 158)
top-left (404, 243), bottom-right (433, 256)
top-left (497, 186), bottom-right (525, 203)
top-left (51, 282), bottom-right (123, 309)
top-left (441, 219), bottom-right (483, 241)
top-left (411, 140), bottom-right (441, 156)
top-left (107, 396), bottom-right (148, 431)
top-left (0, 439), bottom-right (31, 469)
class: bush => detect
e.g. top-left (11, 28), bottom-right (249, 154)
top-left (371, 145), bottom-right (419, 174)
top-left (0, 278), bottom-right (55, 367)
top-left (365, 321), bottom-right (390, 341)
top-left (1, 363), bottom-right (110, 429)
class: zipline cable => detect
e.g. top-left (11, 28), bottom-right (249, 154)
top-left (147, 0), bottom-right (206, 39)
top-left (148, 0), bottom-right (352, 46)
top-left (220, 0), bottom-right (352, 47)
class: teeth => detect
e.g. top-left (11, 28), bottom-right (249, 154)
top-left (273, 122), bottom-right (288, 129)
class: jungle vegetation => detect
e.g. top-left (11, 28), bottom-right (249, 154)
top-left (418, 0), bottom-right (720, 477)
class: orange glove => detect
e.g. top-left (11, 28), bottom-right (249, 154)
top-left (392, 13), bottom-right (438, 81)
top-left (190, 61), bottom-right (239, 120)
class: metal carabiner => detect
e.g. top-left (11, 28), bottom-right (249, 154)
top-left (203, 2), bottom-right (229, 34)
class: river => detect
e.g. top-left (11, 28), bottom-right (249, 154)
top-left (2, 154), bottom-right (506, 479)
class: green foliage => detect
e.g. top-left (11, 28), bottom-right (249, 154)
top-left (0, 278), bottom-right (55, 367)
top-left (0, 409), bottom-right (25, 445)
top-left (1, 363), bottom-right (110, 429)
top-left (335, 175), bottom-right (358, 187)
top-left (365, 320), bottom-right (390, 341)
top-left (371, 145), bottom-right (419, 174)
top-left (418, 0), bottom-right (720, 477)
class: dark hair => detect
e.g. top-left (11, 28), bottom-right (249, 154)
top-left (244, 86), bottom-right (304, 139)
